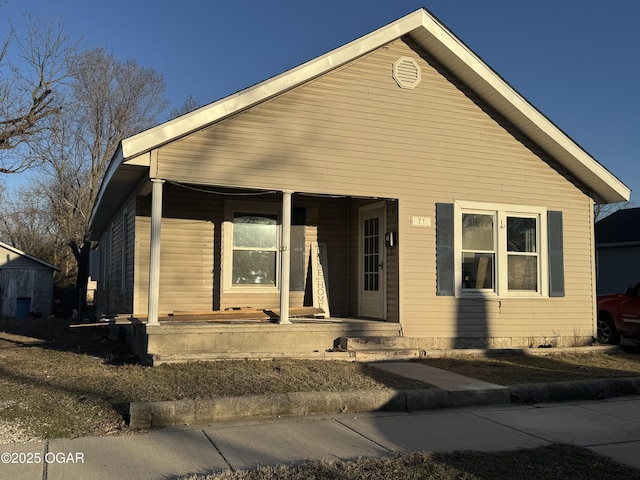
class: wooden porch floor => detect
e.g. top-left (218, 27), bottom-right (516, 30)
top-left (121, 306), bottom-right (353, 325)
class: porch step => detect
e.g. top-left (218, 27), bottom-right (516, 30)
top-left (347, 348), bottom-right (423, 362)
top-left (338, 336), bottom-right (416, 351)
top-left (150, 350), bottom-right (354, 365)
top-left (335, 336), bottom-right (424, 362)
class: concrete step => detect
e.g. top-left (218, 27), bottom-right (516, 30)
top-left (338, 336), bottom-right (415, 351)
top-left (347, 348), bottom-right (423, 362)
top-left (151, 350), bottom-right (354, 365)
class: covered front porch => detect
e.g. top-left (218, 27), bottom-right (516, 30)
top-left (100, 179), bottom-right (404, 364)
top-left (111, 312), bottom-right (402, 365)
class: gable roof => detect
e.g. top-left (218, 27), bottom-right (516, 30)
top-left (90, 8), bottom-right (630, 235)
top-left (596, 208), bottom-right (640, 246)
top-left (0, 241), bottom-right (61, 271)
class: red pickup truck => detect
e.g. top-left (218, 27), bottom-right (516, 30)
top-left (597, 281), bottom-right (640, 345)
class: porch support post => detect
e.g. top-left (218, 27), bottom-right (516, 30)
top-left (278, 190), bottom-right (293, 324)
top-left (147, 178), bottom-right (165, 325)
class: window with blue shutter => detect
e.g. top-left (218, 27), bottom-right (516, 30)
top-left (436, 201), bottom-right (564, 298)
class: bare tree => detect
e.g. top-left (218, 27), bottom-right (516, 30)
top-left (0, 16), bottom-right (73, 173)
top-left (0, 185), bottom-right (73, 272)
top-left (594, 201), bottom-right (637, 223)
top-left (34, 48), bottom-right (167, 310)
top-left (168, 94), bottom-right (202, 120)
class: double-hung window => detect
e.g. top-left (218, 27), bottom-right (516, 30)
top-left (232, 212), bottom-right (278, 285)
top-left (457, 202), bottom-right (547, 297)
top-left (224, 202), bottom-right (280, 289)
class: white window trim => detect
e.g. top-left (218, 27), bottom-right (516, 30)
top-left (454, 200), bottom-right (548, 298)
top-left (223, 200), bottom-right (280, 292)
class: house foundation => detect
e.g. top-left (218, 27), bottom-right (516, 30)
top-left (110, 315), bottom-right (401, 365)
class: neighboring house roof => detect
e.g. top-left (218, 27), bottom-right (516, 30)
top-left (0, 241), bottom-right (61, 271)
top-left (596, 208), bottom-right (640, 246)
top-left (90, 7), bottom-right (630, 235)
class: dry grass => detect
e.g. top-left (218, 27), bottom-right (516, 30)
top-left (183, 444), bottom-right (640, 480)
top-left (0, 318), bottom-right (429, 441)
top-left (419, 351), bottom-right (640, 385)
top-left (1, 317), bottom-right (640, 443)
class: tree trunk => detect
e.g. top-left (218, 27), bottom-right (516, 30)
top-left (70, 239), bottom-right (91, 314)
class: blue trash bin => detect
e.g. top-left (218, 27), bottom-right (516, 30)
top-left (16, 297), bottom-right (31, 319)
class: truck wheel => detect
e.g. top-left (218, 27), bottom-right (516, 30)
top-left (597, 314), bottom-right (620, 345)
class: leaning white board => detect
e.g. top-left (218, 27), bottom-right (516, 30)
top-left (311, 242), bottom-right (330, 318)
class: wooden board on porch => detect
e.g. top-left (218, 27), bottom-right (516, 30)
top-left (136, 306), bottom-right (326, 323)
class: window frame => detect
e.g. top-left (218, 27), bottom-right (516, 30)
top-left (223, 201), bottom-right (281, 292)
top-left (454, 201), bottom-right (548, 298)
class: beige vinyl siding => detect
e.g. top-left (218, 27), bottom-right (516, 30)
top-left (132, 186), bottom-right (353, 316)
top-left (123, 204), bottom-right (135, 297)
top-left (134, 216), bottom-right (214, 314)
top-left (218, 195), bottom-right (351, 313)
top-left (386, 201), bottom-right (400, 323)
top-left (95, 196), bottom-right (136, 315)
top-left (152, 38), bottom-right (595, 340)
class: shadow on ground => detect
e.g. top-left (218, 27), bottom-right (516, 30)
top-left (0, 316), bottom-right (137, 365)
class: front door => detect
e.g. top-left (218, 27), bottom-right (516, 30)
top-left (359, 204), bottom-right (386, 319)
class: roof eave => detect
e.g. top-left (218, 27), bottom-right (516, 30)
top-left (96, 7), bottom-right (629, 225)
top-left (405, 12), bottom-right (630, 204)
top-left (0, 241), bottom-right (61, 271)
top-left (120, 10), bottom-right (427, 160)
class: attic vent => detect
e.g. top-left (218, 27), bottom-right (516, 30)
top-left (392, 57), bottom-right (421, 89)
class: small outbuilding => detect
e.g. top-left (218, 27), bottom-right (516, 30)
top-left (0, 241), bottom-right (60, 318)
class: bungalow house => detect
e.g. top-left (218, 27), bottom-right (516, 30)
top-left (89, 8), bottom-right (630, 364)
top-left (0, 241), bottom-right (60, 318)
top-left (596, 208), bottom-right (640, 295)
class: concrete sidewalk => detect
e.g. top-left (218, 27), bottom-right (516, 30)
top-left (2, 361), bottom-right (640, 479)
top-left (2, 396), bottom-right (640, 479)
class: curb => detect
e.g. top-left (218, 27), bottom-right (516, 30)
top-left (510, 376), bottom-right (640, 404)
top-left (129, 387), bottom-right (511, 429)
top-left (130, 377), bottom-right (640, 429)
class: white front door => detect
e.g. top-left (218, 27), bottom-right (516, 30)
top-left (359, 204), bottom-right (386, 319)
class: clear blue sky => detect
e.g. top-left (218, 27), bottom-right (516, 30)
top-left (2, 0), bottom-right (638, 202)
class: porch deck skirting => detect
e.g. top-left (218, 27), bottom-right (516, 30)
top-left (110, 316), bottom-right (401, 365)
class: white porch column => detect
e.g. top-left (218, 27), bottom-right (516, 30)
top-left (147, 178), bottom-right (165, 325)
top-left (278, 190), bottom-right (293, 324)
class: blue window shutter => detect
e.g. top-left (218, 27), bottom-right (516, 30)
top-left (547, 211), bottom-right (565, 297)
top-left (436, 203), bottom-right (455, 296)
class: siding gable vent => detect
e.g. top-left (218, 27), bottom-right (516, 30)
top-left (392, 56), bottom-right (421, 89)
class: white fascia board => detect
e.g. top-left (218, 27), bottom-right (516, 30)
top-left (116, 7), bottom-right (629, 204)
top-left (123, 152), bottom-right (151, 166)
top-left (416, 12), bottom-right (630, 203)
top-left (120, 11), bottom-right (426, 160)
top-left (89, 145), bottom-right (124, 228)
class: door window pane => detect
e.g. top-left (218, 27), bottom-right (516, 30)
top-left (363, 217), bottom-right (380, 291)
